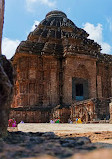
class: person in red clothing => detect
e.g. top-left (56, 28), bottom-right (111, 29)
top-left (12, 118), bottom-right (16, 127)
top-left (8, 119), bottom-right (13, 127)
top-left (8, 118), bottom-right (17, 127)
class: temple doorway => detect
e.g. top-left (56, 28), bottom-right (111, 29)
top-left (72, 78), bottom-right (89, 101)
top-left (76, 83), bottom-right (84, 101)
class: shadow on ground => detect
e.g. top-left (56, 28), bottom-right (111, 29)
top-left (0, 131), bottom-right (112, 159)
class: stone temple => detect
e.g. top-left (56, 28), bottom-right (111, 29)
top-left (10, 10), bottom-right (112, 123)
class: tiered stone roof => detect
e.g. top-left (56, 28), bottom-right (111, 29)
top-left (98, 53), bottom-right (112, 64)
top-left (15, 10), bottom-right (112, 63)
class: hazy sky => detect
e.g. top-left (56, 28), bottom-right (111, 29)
top-left (2, 0), bottom-right (112, 59)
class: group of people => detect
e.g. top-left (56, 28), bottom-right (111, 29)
top-left (50, 118), bottom-right (60, 123)
top-left (8, 119), bottom-right (24, 127)
top-left (8, 118), bottom-right (17, 127)
top-left (68, 117), bottom-right (82, 124)
top-left (50, 117), bottom-right (82, 124)
top-left (76, 117), bottom-right (82, 124)
top-left (8, 118), bottom-right (82, 126)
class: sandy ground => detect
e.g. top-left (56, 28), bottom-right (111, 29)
top-left (7, 123), bottom-right (112, 150)
top-left (7, 124), bottom-right (112, 158)
top-left (17, 123), bottom-right (112, 144)
top-left (17, 123), bottom-right (112, 133)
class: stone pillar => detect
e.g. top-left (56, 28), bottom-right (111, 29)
top-left (111, 78), bottom-right (112, 96)
top-left (97, 76), bottom-right (102, 98)
top-left (89, 61), bottom-right (97, 98)
top-left (109, 102), bottom-right (112, 123)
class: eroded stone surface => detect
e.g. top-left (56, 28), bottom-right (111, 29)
top-left (0, 55), bottom-right (14, 137)
top-left (0, 131), bottom-right (94, 159)
top-left (1, 131), bottom-right (112, 159)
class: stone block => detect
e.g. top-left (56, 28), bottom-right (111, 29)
top-left (0, 55), bottom-right (14, 137)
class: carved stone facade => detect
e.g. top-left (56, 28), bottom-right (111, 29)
top-left (10, 11), bottom-right (112, 123)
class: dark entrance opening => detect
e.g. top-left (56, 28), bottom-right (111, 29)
top-left (76, 84), bottom-right (84, 101)
top-left (72, 78), bottom-right (89, 101)
top-left (76, 84), bottom-right (83, 96)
